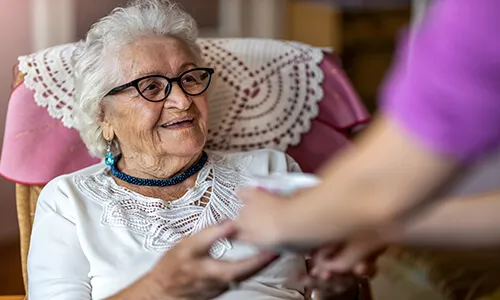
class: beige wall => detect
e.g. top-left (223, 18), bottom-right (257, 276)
top-left (0, 0), bottom-right (32, 242)
top-left (76, 0), bottom-right (219, 39)
top-left (76, 0), bottom-right (127, 39)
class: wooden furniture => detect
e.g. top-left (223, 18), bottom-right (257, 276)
top-left (0, 296), bottom-right (25, 300)
top-left (286, 0), bottom-right (410, 112)
top-left (15, 185), bottom-right (41, 294)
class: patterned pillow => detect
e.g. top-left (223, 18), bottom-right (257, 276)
top-left (0, 38), bottom-right (368, 183)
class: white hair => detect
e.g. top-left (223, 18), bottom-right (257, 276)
top-left (72, 0), bottom-right (201, 157)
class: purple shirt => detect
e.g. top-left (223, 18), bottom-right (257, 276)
top-left (382, 0), bottom-right (500, 163)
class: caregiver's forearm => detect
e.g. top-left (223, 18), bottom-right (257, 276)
top-left (283, 116), bottom-right (458, 244)
top-left (390, 191), bottom-right (500, 247)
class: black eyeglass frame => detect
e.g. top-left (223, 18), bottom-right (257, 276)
top-left (105, 67), bottom-right (215, 102)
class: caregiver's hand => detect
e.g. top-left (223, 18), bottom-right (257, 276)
top-left (305, 272), bottom-right (359, 299)
top-left (108, 222), bottom-right (277, 300)
top-left (299, 241), bottom-right (384, 300)
top-left (310, 235), bottom-right (387, 279)
top-left (236, 187), bottom-right (312, 251)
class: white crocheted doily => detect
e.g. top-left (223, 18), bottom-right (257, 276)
top-left (18, 38), bottom-right (325, 152)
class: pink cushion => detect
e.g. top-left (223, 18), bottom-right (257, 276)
top-left (287, 53), bottom-right (369, 172)
top-left (0, 52), bottom-right (368, 184)
top-left (0, 84), bottom-right (99, 185)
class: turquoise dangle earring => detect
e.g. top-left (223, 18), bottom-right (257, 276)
top-left (104, 139), bottom-right (115, 166)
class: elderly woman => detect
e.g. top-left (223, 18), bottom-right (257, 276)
top-left (27, 1), bottom-right (362, 300)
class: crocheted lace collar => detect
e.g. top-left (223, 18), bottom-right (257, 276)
top-left (75, 151), bottom-right (252, 258)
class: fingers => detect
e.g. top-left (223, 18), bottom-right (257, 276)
top-left (352, 247), bottom-right (386, 278)
top-left (314, 245), bottom-right (342, 260)
top-left (205, 252), bottom-right (279, 283)
top-left (308, 239), bottom-right (386, 282)
top-left (311, 259), bottom-right (378, 281)
top-left (320, 247), bottom-right (369, 273)
top-left (185, 222), bottom-right (237, 256)
top-left (303, 274), bottom-right (357, 295)
top-left (310, 244), bottom-right (344, 277)
top-left (366, 247), bottom-right (387, 263)
top-left (312, 244), bottom-right (343, 266)
top-left (353, 262), bottom-right (377, 278)
top-left (317, 238), bottom-right (386, 273)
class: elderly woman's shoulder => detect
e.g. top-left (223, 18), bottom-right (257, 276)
top-left (211, 148), bottom-right (289, 161)
top-left (209, 148), bottom-right (299, 173)
top-left (38, 162), bottom-right (106, 199)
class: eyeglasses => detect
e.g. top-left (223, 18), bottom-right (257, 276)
top-left (105, 68), bottom-right (215, 102)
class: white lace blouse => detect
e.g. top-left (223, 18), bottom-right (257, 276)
top-left (28, 149), bottom-right (306, 300)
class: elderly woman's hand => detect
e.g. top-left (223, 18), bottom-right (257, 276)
top-left (109, 222), bottom-right (277, 300)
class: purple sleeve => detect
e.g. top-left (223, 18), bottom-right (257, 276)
top-left (381, 0), bottom-right (500, 164)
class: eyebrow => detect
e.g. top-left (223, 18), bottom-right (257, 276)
top-left (134, 62), bottom-right (197, 78)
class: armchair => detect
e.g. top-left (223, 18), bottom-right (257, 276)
top-left (1, 38), bottom-right (370, 299)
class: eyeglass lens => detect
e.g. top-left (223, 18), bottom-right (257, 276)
top-left (138, 69), bottom-right (211, 101)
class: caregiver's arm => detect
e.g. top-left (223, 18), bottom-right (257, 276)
top-left (279, 115), bottom-right (457, 246)
top-left (237, 114), bottom-right (457, 249)
top-left (391, 191), bottom-right (500, 248)
top-left (237, 0), bottom-right (500, 250)
top-left (292, 0), bottom-right (500, 245)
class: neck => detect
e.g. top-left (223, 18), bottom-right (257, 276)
top-left (117, 151), bottom-right (203, 180)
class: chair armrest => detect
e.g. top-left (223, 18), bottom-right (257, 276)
top-left (478, 290), bottom-right (500, 300)
top-left (0, 296), bottom-right (25, 300)
top-left (390, 247), bottom-right (500, 299)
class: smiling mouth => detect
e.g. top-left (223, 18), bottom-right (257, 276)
top-left (161, 118), bottom-right (195, 129)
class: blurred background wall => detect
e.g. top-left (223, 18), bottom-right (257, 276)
top-left (0, 0), bottom-right (417, 295)
top-left (0, 0), bottom-right (31, 250)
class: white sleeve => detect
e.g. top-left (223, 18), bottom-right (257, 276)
top-left (28, 179), bottom-right (92, 300)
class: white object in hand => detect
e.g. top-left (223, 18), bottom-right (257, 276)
top-left (248, 173), bottom-right (320, 196)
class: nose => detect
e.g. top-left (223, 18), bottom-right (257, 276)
top-left (164, 83), bottom-right (191, 111)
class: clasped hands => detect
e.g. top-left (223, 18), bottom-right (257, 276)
top-left (234, 187), bottom-right (387, 295)
top-left (130, 187), bottom-right (385, 300)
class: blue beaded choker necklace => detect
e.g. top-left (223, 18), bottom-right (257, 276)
top-left (109, 151), bottom-right (208, 187)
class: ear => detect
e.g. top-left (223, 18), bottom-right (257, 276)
top-left (100, 102), bottom-right (115, 141)
top-left (101, 121), bottom-right (115, 141)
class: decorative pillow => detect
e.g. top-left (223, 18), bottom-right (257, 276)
top-left (0, 38), bottom-right (369, 184)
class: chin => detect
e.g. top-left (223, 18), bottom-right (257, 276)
top-left (157, 124), bottom-right (207, 156)
top-left (166, 136), bottom-right (206, 158)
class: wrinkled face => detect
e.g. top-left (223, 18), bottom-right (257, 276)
top-left (101, 35), bottom-right (209, 159)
